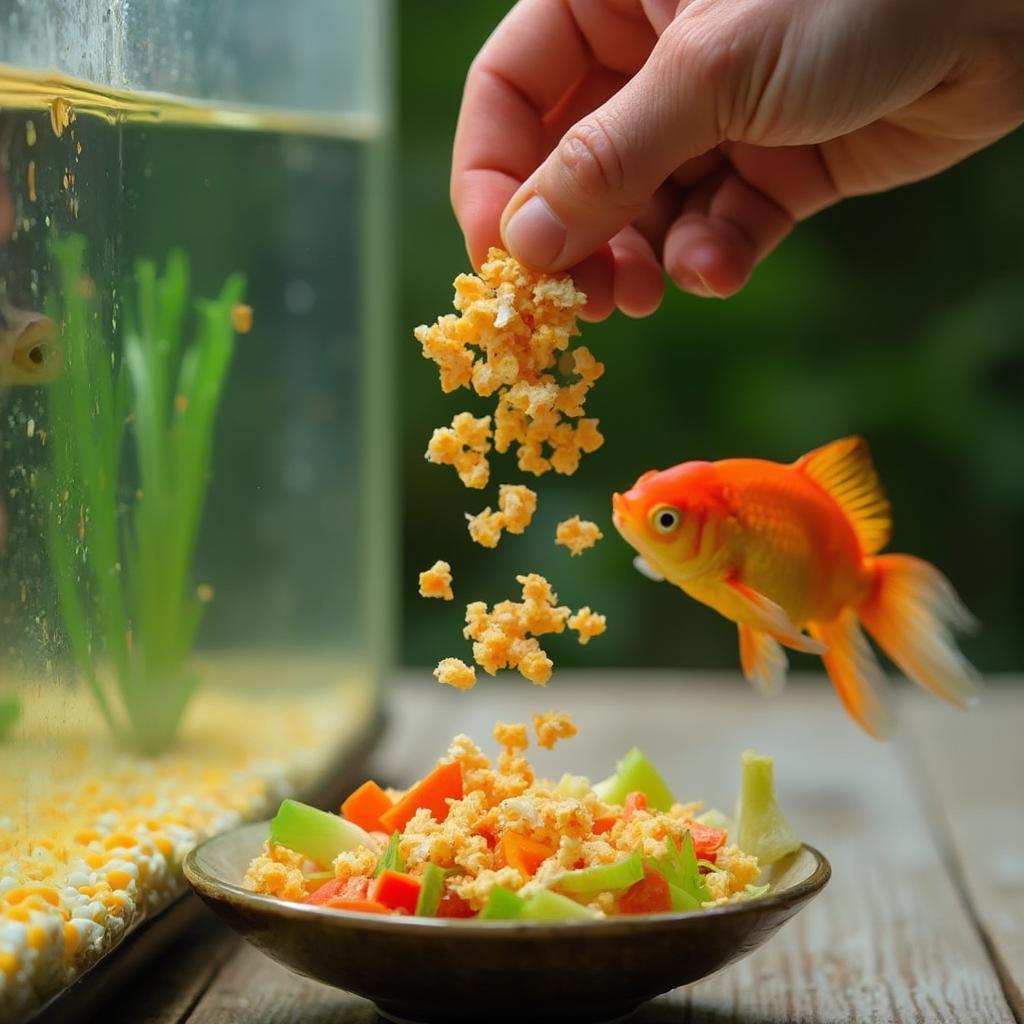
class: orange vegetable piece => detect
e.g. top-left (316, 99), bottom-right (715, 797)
top-left (324, 898), bottom-right (391, 914)
top-left (618, 867), bottom-right (671, 915)
top-left (437, 891), bottom-right (475, 918)
top-left (501, 832), bottom-right (555, 877)
top-left (687, 822), bottom-right (726, 861)
top-left (623, 791), bottom-right (648, 821)
top-left (592, 815), bottom-right (618, 835)
top-left (342, 781), bottom-right (394, 833)
top-left (378, 761), bottom-right (463, 833)
top-left (305, 876), bottom-right (371, 905)
top-left (371, 870), bottom-right (422, 915)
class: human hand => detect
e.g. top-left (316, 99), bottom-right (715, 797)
top-left (451, 0), bottom-right (1024, 320)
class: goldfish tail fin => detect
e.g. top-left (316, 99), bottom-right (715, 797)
top-left (860, 554), bottom-right (980, 709)
top-left (738, 625), bottom-right (788, 696)
top-left (809, 613), bottom-right (893, 739)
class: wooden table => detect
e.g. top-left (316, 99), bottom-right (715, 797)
top-left (106, 674), bottom-right (1023, 1024)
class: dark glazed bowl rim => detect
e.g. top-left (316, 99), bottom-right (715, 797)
top-left (184, 819), bottom-right (831, 936)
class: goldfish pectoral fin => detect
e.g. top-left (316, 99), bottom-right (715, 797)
top-left (633, 556), bottom-right (665, 582)
top-left (725, 578), bottom-right (827, 655)
top-left (860, 554), bottom-right (981, 709)
top-left (738, 625), bottom-right (788, 696)
top-left (809, 614), bottom-right (893, 739)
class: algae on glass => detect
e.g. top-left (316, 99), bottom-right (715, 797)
top-left (42, 234), bottom-right (244, 753)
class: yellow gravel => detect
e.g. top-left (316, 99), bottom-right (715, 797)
top-left (0, 657), bottom-right (374, 1023)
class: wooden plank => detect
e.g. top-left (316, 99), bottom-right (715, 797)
top-left (186, 940), bottom-right (379, 1024)
top-left (109, 916), bottom-right (235, 1024)
top-left (115, 674), bottom-right (1017, 1023)
top-left (902, 686), bottom-right (1024, 1019)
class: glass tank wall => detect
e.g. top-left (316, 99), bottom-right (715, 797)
top-left (0, 2), bottom-right (392, 1018)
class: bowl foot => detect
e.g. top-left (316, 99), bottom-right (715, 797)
top-left (375, 1000), bottom-right (644, 1024)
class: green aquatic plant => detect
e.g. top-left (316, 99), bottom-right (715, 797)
top-left (43, 235), bottom-right (244, 753)
top-left (0, 694), bottom-right (19, 740)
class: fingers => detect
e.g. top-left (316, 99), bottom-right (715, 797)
top-left (658, 144), bottom-right (843, 298)
top-left (663, 169), bottom-right (794, 298)
top-left (455, 169), bottom-right (522, 273)
top-left (452, 0), bottom-right (657, 270)
top-left (500, 22), bottom-right (724, 272)
top-left (570, 247), bottom-right (617, 322)
top-left (609, 226), bottom-right (664, 318)
top-left (561, 227), bottom-right (664, 322)
top-left (451, 1), bottom-right (591, 268)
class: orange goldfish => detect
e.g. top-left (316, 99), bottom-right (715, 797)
top-left (611, 437), bottom-right (978, 737)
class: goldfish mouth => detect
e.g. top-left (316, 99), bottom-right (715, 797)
top-left (611, 492), bottom-right (628, 534)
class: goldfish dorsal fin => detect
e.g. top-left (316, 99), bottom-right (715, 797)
top-left (797, 437), bottom-right (891, 555)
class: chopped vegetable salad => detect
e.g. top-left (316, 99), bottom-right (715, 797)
top-left (245, 717), bottom-right (800, 920)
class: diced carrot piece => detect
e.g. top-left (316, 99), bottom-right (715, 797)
top-left (372, 870), bottom-right (422, 914)
top-left (378, 761), bottom-right (463, 833)
top-left (687, 822), bottom-right (726, 861)
top-left (323, 898), bottom-right (391, 914)
top-left (623, 791), bottom-right (647, 822)
top-left (618, 867), bottom-right (671, 915)
top-left (592, 815), bottom-right (618, 835)
top-left (342, 781), bottom-right (394, 833)
top-left (501, 832), bottom-right (555, 878)
top-left (305, 876), bottom-right (372, 905)
top-left (437, 891), bottom-right (475, 918)
top-left (304, 875), bottom-right (338, 896)
top-left (476, 826), bottom-right (498, 850)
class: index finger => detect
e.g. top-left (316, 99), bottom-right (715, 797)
top-left (451, 0), bottom-right (655, 269)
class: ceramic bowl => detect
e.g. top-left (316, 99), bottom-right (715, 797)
top-left (185, 821), bottom-right (830, 1024)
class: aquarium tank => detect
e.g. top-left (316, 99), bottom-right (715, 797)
top-left (0, 1), bottom-right (392, 1018)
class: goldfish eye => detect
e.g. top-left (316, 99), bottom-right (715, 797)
top-left (650, 505), bottom-right (681, 534)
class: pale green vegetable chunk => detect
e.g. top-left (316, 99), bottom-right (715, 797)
top-left (479, 885), bottom-right (527, 919)
top-left (553, 853), bottom-right (644, 894)
top-left (735, 750), bottom-right (800, 865)
top-left (268, 798), bottom-right (379, 867)
top-left (520, 889), bottom-right (600, 920)
top-left (415, 863), bottom-right (446, 917)
top-left (592, 748), bottom-right (675, 811)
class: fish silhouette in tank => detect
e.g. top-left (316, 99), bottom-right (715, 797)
top-left (0, 302), bottom-right (62, 385)
top-left (612, 437), bottom-right (979, 737)
top-left (0, 302), bottom-right (62, 551)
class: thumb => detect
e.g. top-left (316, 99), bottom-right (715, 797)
top-left (499, 22), bottom-right (728, 272)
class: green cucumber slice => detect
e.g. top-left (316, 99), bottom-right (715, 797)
top-left (268, 799), bottom-right (378, 867)
top-left (479, 885), bottom-right (527, 919)
top-left (592, 748), bottom-right (676, 811)
top-left (415, 863), bottom-right (446, 916)
top-left (520, 889), bottom-right (599, 921)
top-left (553, 853), bottom-right (644, 894)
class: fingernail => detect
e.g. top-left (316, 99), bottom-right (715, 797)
top-left (671, 263), bottom-right (713, 298)
top-left (502, 195), bottom-right (566, 269)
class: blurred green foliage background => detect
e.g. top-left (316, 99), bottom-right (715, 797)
top-left (397, 1), bottom-right (1024, 676)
